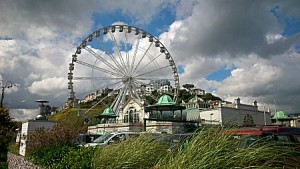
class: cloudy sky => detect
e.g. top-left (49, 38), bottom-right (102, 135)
top-left (1, 0), bottom-right (299, 121)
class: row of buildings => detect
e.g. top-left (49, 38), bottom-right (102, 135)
top-left (88, 95), bottom-right (272, 134)
top-left (68, 81), bottom-right (297, 135)
top-left (79, 79), bottom-right (206, 104)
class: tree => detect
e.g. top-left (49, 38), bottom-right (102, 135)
top-left (0, 107), bottom-right (13, 168)
top-left (178, 89), bottom-right (194, 103)
top-left (182, 84), bottom-right (195, 91)
top-left (201, 93), bottom-right (222, 102)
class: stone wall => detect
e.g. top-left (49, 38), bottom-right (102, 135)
top-left (7, 152), bottom-right (41, 169)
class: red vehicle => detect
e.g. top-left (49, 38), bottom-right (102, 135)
top-left (230, 125), bottom-right (300, 147)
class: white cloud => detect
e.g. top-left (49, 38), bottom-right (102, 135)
top-left (1, 0), bottom-right (300, 118)
top-left (157, 0), bottom-right (300, 113)
top-left (9, 109), bottom-right (38, 121)
top-left (265, 33), bottom-right (284, 44)
top-left (28, 77), bottom-right (67, 97)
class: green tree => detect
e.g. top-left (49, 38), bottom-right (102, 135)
top-left (182, 84), bottom-right (195, 91)
top-left (201, 93), bottom-right (222, 102)
top-left (178, 89), bottom-right (194, 103)
top-left (0, 107), bottom-right (13, 168)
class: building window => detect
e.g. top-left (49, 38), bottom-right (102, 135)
top-left (124, 108), bottom-right (140, 123)
top-left (243, 114), bottom-right (254, 126)
top-left (123, 111), bottom-right (129, 123)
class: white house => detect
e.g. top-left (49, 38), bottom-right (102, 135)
top-left (186, 97), bottom-right (271, 126)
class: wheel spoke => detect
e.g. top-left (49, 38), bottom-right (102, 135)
top-left (112, 81), bottom-right (129, 114)
top-left (83, 82), bottom-right (124, 115)
top-left (130, 34), bottom-right (142, 75)
top-left (131, 41), bottom-right (154, 76)
top-left (109, 32), bottom-right (129, 75)
top-left (75, 80), bottom-right (124, 99)
top-left (84, 46), bottom-right (125, 76)
top-left (73, 76), bottom-right (123, 80)
top-left (135, 52), bottom-right (163, 75)
top-left (134, 65), bottom-right (170, 78)
top-left (95, 36), bottom-right (126, 75)
top-left (124, 31), bottom-right (130, 74)
top-left (134, 77), bottom-right (172, 81)
top-left (76, 59), bottom-right (122, 77)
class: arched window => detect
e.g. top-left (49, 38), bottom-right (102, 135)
top-left (243, 114), bottom-right (254, 126)
top-left (123, 111), bottom-right (129, 123)
top-left (124, 107), bottom-right (140, 123)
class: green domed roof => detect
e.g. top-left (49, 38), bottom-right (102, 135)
top-left (156, 95), bottom-right (175, 105)
top-left (102, 108), bottom-right (116, 115)
top-left (272, 111), bottom-right (290, 119)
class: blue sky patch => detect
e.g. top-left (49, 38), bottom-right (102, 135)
top-left (206, 65), bottom-right (234, 82)
top-left (177, 65), bottom-right (184, 74)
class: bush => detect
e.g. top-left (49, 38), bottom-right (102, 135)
top-left (51, 146), bottom-right (97, 169)
top-left (92, 135), bottom-right (169, 169)
top-left (26, 144), bottom-right (70, 167)
top-left (26, 124), bottom-right (83, 167)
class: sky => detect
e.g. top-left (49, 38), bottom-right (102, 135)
top-left (0, 0), bottom-right (300, 121)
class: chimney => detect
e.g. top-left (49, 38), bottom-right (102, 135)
top-left (253, 100), bottom-right (257, 107)
top-left (235, 98), bottom-right (240, 109)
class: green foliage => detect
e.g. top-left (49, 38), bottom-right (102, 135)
top-left (26, 124), bottom-right (83, 167)
top-left (50, 147), bottom-right (97, 169)
top-left (0, 107), bottom-right (14, 167)
top-left (26, 144), bottom-right (70, 167)
top-left (178, 89), bottom-right (194, 103)
top-left (8, 142), bottom-right (19, 155)
top-left (91, 135), bottom-right (169, 169)
top-left (49, 108), bottom-right (86, 128)
top-left (155, 127), bottom-right (300, 169)
top-left (201, 93), bottom-right (222, 102)
top-left (182, 84), bottom-right (195, 90)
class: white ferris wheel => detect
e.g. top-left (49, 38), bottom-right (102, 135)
top-left (68, 25), bottom-right (180, 115)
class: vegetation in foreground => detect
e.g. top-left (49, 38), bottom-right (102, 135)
top-left (0, 107), bottom-right (17, 169)
top-left (24, 126), bottom-right (300, 169)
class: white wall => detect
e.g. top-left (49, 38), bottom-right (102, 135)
top-left (19, 120), bottom-right (56, 156)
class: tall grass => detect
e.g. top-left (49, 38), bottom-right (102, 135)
top-left (91, 135), bottom-right (169, 169)
top-left (155, 127), bottom-right (300, 169)
top-left (25, 127), bottom-right (300, 168)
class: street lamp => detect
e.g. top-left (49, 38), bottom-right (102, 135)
top-left (0, 80), bottom-right (17, 108)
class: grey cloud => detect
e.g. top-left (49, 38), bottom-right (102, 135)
top-left (167, 0), bottom-right (299, 61)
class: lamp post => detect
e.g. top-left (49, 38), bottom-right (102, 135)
top-left (210, 113), bottom-right (213, 125)
top-left (274, 98), bottom-right (278, 125)
top-left (0, 80), bottom-right (16, 108)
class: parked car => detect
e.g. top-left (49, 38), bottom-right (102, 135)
top-left (76, 133), bottom-right (102, 144)
top-left (230, 125), bottom-right (300, 148)
top-left (84, 131), bottom-right (140, 147)
top-left (153, 133), bottom-right (195, 150)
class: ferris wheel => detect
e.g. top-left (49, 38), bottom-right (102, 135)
top-left (68, 25), bottom-right (180, 115)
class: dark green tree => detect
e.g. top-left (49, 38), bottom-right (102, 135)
top-left (182, 84), bottom-right (195, 91)
top-left (178, 89), bottom-right (194, 103)
top-left (201, 93), bottom-right (222, 102)
top-left (0, 107), bottom-right (13, 168)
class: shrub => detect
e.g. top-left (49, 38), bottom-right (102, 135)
top-left (26, 124), bottom-right (83, 167)
top-left (92, 135), bottom-right (169, 169)
top-left (26, 144), bottom-right (70, 167)
top-left (50, 146), bottom-right (97, 169)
